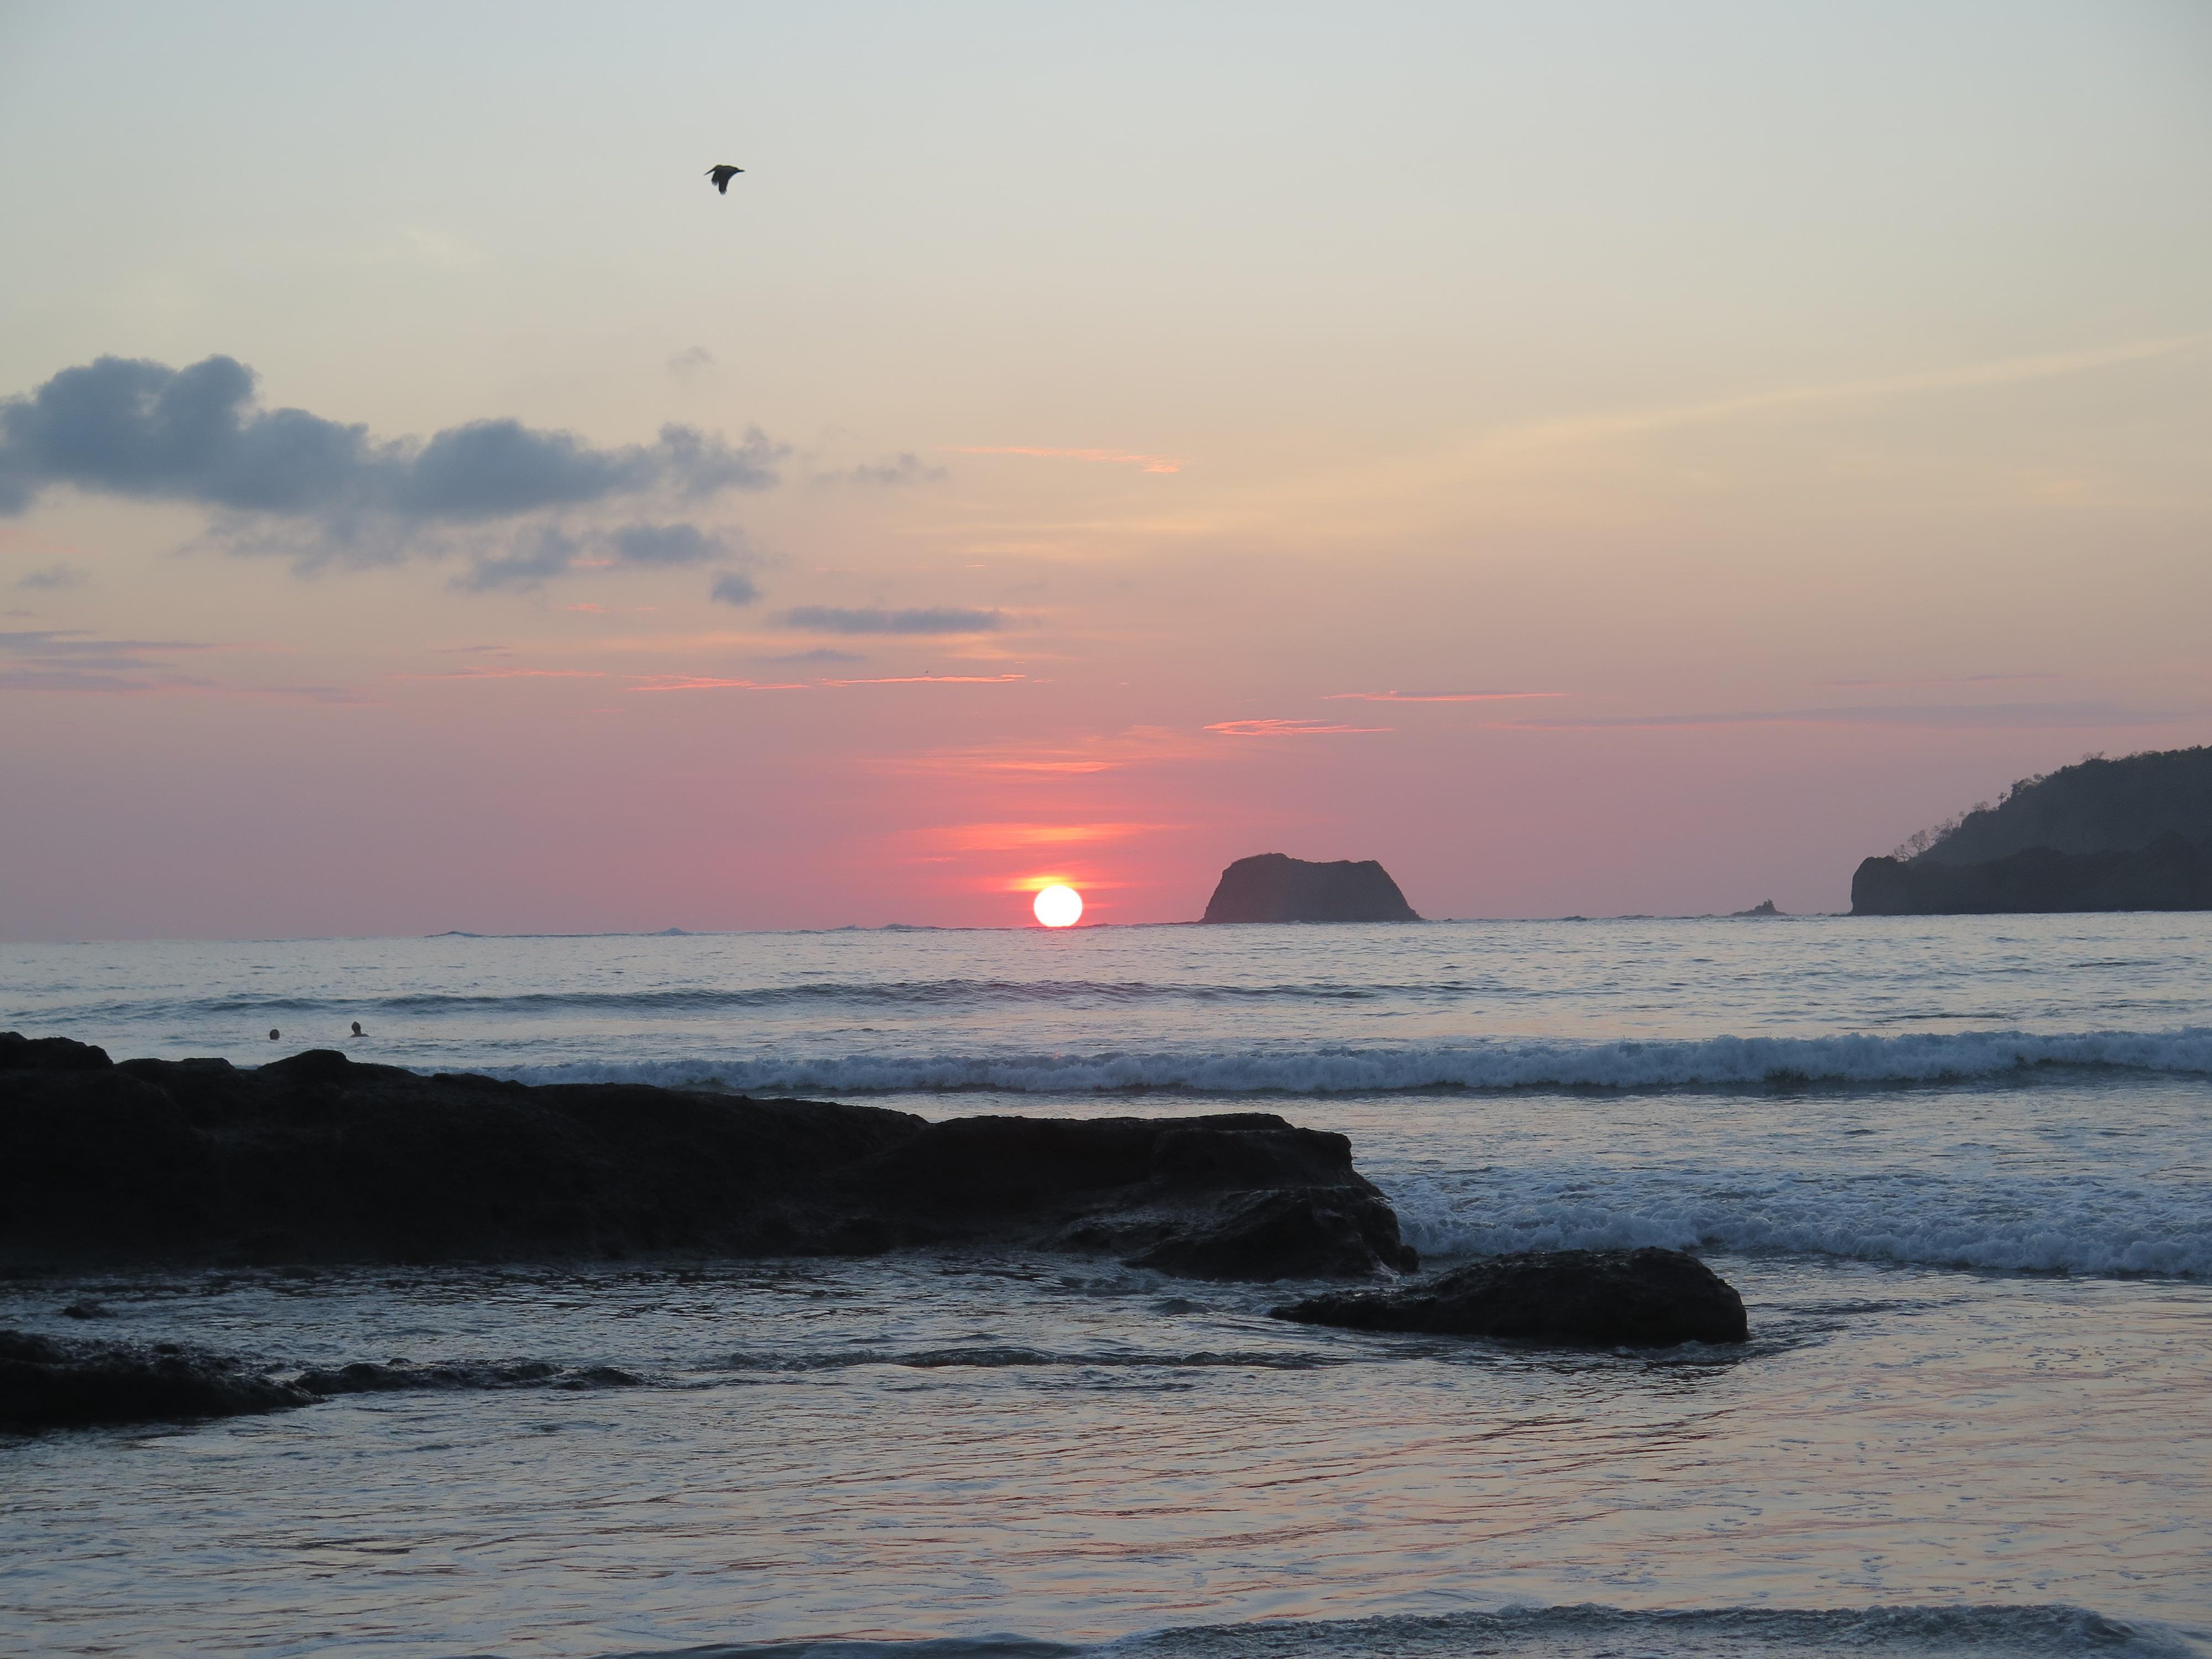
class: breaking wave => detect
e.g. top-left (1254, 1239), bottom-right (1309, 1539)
top-left (478, 1026), bottom-right (2212, 1097)
top-left (1386, 1173), bottom-right (2212, 1280)
top-left (291, 1358), bottom-right (645, 1395)
top-left (606, 1603), bottom-right (2202, 1659)
top-left (34, 978), bottom-right (1494, 1024)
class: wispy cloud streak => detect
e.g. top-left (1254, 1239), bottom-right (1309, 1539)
top-left (628, 672), bottom-right (1025, 693)
top-left (1482, 702), bottom-right (2185, 732)
top-left (780, 606), bottom-right (1004, 635)
top-left (1324, 689), bottom-right (1561, 703)
top-left (951, 446), bottom-right (1181, 475)
top-left (1488, 333), bottom-right (2212, 449)
top-left (1206, 718), bottom-right (1391, 737)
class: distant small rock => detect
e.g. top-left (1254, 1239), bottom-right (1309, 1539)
top-left (1733, 900), bottom-right (1781, 917)
top-left (1202, 853), bottom-right (1421, 923)
top-left (1271, 1247), bottom-right (1749, 1347)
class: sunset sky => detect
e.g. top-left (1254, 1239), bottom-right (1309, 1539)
top-left (3, 1), bottom-right (2209, 938)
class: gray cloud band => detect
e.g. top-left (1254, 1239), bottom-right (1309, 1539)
top-left (780, 606), bottom-right (1003, 635)
top-left (0, 354), bottom-right (782, 587)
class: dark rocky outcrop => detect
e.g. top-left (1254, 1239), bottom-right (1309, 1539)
top-left (1202, 853), bottom-right (1421, 924)
top-left (1271, 1247), bottom-right (1749, 1347)
top-left (1853, 833), bottom-right (2212, 916)
top-left (1854, 744), bottom-right (2212, 915)
top-left (0, 1036), bottom-right (1414, 1281)
top-left (1122, 1189), bottom-right (1418, 1281)
top-left (0, 1032), bottom-right (113, 1071)
top-left (0, 1329), bottom-right (313, 1429)
top-left (1909, 745), bottom-right (2212, 866)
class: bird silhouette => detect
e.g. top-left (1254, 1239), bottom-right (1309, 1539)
top-left (706, 164), bottom-right (744, 194)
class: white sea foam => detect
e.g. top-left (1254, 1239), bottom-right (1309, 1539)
top-left (1385, 1172), bottom-right (2212, 1279)
top-left (465, 1028), bottom-right (2212, 1281)
top-left (476, 1026), bottom-right (2212, 1097)
top-left (637, 1603), bottom-right (2201, 1659)
top-left (1107, 1604), bottom-right (2206, 1659)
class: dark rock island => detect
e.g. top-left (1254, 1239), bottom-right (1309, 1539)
top-left (1853, 744), bottom-right (2212, 915)
top-left (0, 1033), bottom-right (1413, 1280)
top-left (1202, 853), bottom-right (1422, 923)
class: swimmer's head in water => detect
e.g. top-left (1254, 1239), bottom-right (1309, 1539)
top-left (268, 1029), bottom-right (279, 1041)
top-left (351, 1022), bottom-right (363, 1036)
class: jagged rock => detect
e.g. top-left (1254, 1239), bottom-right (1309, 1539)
top-left (1202, 853), bottom-right (1421, 923)
top-left (0, 1329), bottom-right (313, 1428)
top-left (1123, 1188), bottom-right (1418, 1280)
top-left (1, 1039), bottom-right (1412, 1282)
top-left (0, 1033), bottom-right (112, 1072)
top-left (1271, 1247), bottom-right (1749, 1347)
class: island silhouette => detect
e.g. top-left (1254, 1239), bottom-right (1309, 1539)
top-left (1853, 743), bottom-right (2212, 914)
top-left (1202, 853), bottom-right (1421, 923)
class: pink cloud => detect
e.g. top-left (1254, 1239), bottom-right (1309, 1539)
top-left (394, 667), bottom-right (607, 680)
top-left (1323, 690), bottom-right (1563, 703)
top-left (628, 676), bottom-right (811, 692)
top-left (906, 821), bottom-right (1184, 853)
top-left (1204, 718), bottom-right (1391, 737)
top-left (821, 673), bottom-right (1026, 687)
top-left (878, 727), bottom-right (1213, 777)
top-left (629, 672), bottom-right (1027, 693)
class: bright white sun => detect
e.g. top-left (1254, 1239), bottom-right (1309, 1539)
top-left (1032, 884), bottom-right (1084, 928)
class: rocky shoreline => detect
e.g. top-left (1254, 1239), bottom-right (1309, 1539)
top-left (1, 1031), bottom-right (1415, 1279)
top-left (4, 1032), bottom-right (1752, 1429)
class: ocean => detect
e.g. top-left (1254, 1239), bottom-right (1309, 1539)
top-left (3, 914), bottom-right (2209, 1658)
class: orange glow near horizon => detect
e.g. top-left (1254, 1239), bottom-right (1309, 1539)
top-left (1032, 885), bottom-right (1084, 927)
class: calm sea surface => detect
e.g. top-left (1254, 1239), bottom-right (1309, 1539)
top-left (3, 915), bottom-right (2209, 1658)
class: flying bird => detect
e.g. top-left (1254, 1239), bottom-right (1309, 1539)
top-left (706, 164), bottom-right (745, 194)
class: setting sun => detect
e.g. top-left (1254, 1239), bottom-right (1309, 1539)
top-left (1031, 884), bottom-right (1084, 927)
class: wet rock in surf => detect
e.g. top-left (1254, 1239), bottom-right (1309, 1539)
top-left (1271, 1247), bottom-right (1749, 1347)
top-left (1122, 1188), bottom-right (1418, 1280)
top-left (846, 1112), bottom-right (1418, 1280)
top-left (0, 1328), bottom-right (313, 1429)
